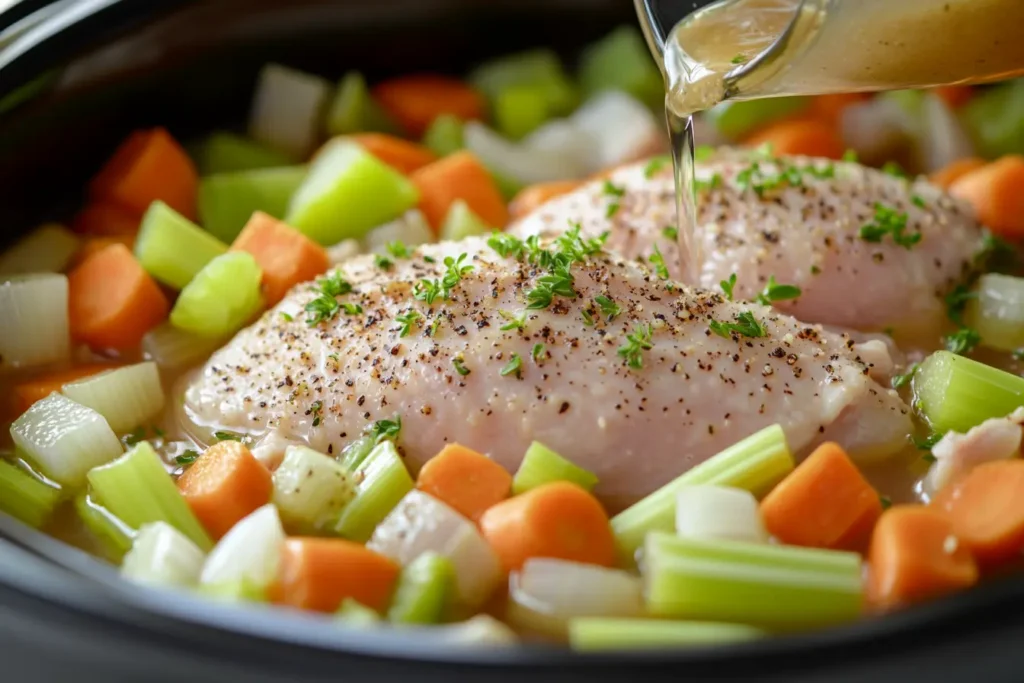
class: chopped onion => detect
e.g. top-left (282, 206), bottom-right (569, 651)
top-left (326, 239), bottom-right (362, 266)
top-left (966, 274), bottom-right (1024, 353)
top-left (839, 98), bottom-right (915, 167)
top-left (918, 93), bottom-right (975, 173)
top-left (0, 274), bottom-right (70, 371)
top-left (432, 614), bottom-right (518, 647)
top-left (360, 209), bottom-right (434, 254)
top-left (11, 392), bottom-right (122, 488)
top-left (464, 121), bottom-right (589, 185)
top-left (368, 489), bottom-right (502, 609)
top-left (0, 223), bottom-right (79, 277)
top-left (200, 503), bottom-right (285, 594)
top-left (122, 521), bottom-right (205, 589)
top-left (61, 361), bottom-right (165, 435)
top-left (142, 322), bottom-right (225, 371)
top-left (569, 91), bottom-right (664, 171)
top-left (675, 485), bottom-right (768, 544)
top-left (508, 558), bottom-right (643, 638)
top-left (248, 63), bottom-right (331, 159)
top-left (521, 119), bottom-right (599, 172)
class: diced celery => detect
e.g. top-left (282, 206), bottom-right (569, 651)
top-left (492, 166), bottom-right (526, 201)
top-left (569, 91), bottom-right (661, 173)
top-left (197, 166), bottom-right (308, 243)
top-left (361, 210), bottom-right (435, 254)
top-left (169, 252), bottom-right (263, 338)
top-left (439, 200), bottom-right (493, 242)
top-left (368, 489), bottom-right (501, 609)
top-left (87, 441), bottom-right (212, 551)
top-left (469, 49), bottom-right (579, 118)
top-left (611, 424), bottom-right (793, 563)
top-left (11, 393), bottom-right (122, 488)
top-left (272, 445), bottom-right (356, 532)
top-left (494, 84), bottom-right (549, 141)
top-left (675, 486), bottom-right (768, 544)
top-left (643, 532), bottom-right (863, 628)
top-left (121, 521), bottom-right (205, 588)
top-left (914, 350), bottom-right (1024, 434)
top-left (578, 26), bottom-right (664, 111)
top-left (198, 579), bottom-right (267, 603)
top-left (285, 140), bottom-right (420, 245)
top-left (249, 63), bottom-right (331, 158)
top-left (705, 97), bottom-right (810, 140)
top-left (325, 71), bottom-right (398, 137)
top-left (61, 362), bottom-right (165, 435)
top-left (387, 551), bottom-right (455, 625)
top-left (569, 618), bottom-right (765, 652)
top-left (194, 132), bottom-right (294, 175)
top-left (512, 441), bottom-right (598, 495)
top-left (422, 115), bottom-right (465, 158)
top-left (143, 322), bottom-right (226, 371)
top-left (337, 435), bottom-right (377, 472)
top-left (0, 223), bottom-right (79, 277)
top-left (965, 274), bottom-right (1024, 352)
top-left (135, 201), bottom-right (228, 290)
top-left (335, 441), bottom-right (414, 542)
top-left (337, 598), bottom-right (382, 626)
top-left (75, 492), bottom-right (134, 562)
top-left (200, 504), bottom-right (284, 595)
top-left (961, 80), bottom-right (1024, 159)
top-left (0, 274), bottom-right (70, 370)
top-left (0, 459), bottom-right (62, 528)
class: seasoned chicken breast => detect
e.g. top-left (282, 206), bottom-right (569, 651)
top-left (182, 235), bottom-right (911, 507)
top-left (510, 150), bottom-right (986, 337)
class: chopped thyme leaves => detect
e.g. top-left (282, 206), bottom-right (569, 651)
top-left (881, 160), bottom-right (908, 178)
top-left (694, 173), bottom-right (723, 192)
top-left (531, 343), bottom-right (546, 363)
top-left (694, 145), bottom-right (715, 162)
top-left (644, 156), bottom-right (669, 178)
top-left (414, 278), bottom-right (442, 305)
top-left (423, 255), bottom-right (436, 263)
top-left (595, 295), bottom-right (622, 321)
top-left (754, 275), bottom-right (801, 305)
top-left (944, 284), bottom-right (977, 326)
top-left (340, 302), bottom-right (363, 315)
top-left (385, 240), bottom-right (412, 259)
top-left (709, 311), bottom-right (767, 339)
top-left (602, 180), bottom-right (626, 198)
top-left (720, 273), bottom-right (738, 301)
top-left (441, 253), bottom-right (473, 297)
top-left (911, 195), bottom-right (926, 208)
top-left (175, 450), bottom-right (200, 465)
top-left (395, 310), bottom-right (422, 337)
top-left (891, 362), bottom-right (919, 390)
top-left (452, 357), bottom-right (470, 376)
top-left (214, 430), bottom-right (248, 443)
top-left (367, 415), bottom-right (401, 444)
top-left (810, 265), bottom-right (821, 275)
top-left (280, 312), bottom-right (294, 322)
top-left (618, 323), bottom-right (654, 370)
top-left (581, 309), bottom-right (595, 326)
top-left (912, 432), bottom-right (942, 451)
top-left (859, 203), bottom-right (920, 249)
top-left (730, 53), bottom-right (748, 64)
top-left (499, 309), bottom-right (527, 331)
top-left (309, 400), bottom-right (324, 427)
top-left (487, 232), bottom-right (525, 260)
top-left (500, 353), bottom-right (523, 378)
top-left (945, 327), bottom-right (981, 355)
top-left (842, 149), bottom-right (859, 163)
top-left (879, 495), bottom-right (892, 510)
top-left (374, 254), bottom-right (393, 270)
top-left (305, 273), bottom-right (355, 326)
top-left (649, 244), bottom-right (670, 279)
top-left (605, 202), bottom-right (621, 218)
top-left (662, 225), bottom-right (678, 241)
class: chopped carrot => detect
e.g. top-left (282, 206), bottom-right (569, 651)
top-left (410, 151), bottom-right (508, 230)
top-left (508, 181), bottom-right (582, 221)
top-left (760, 442), bottom-right (883, 551)
top-left (270, 537), bottom-right (400, 613)
top-left (931, 459), bottom-right (1024, 566)
top-left (866, 505), bottom-right (978, 611)
top-left (90, 127), bottom-right (198, 219)
top-left (72, 201), bottom-right (141, 236)
top-left (12, 364), bottom-right (118, 415)
top-left (478, 481), bottom-right (615, 573)
top-left (230, 212), bottom-right (330, 306)
top-left (809, 93), bottom-right (872, 125)
top-left (933, 85), bottom-right (975, 109)
top-left (949, 155), bottom-right (1024, 239)
top-left (743, 118), bottom-right (845, 160)
top-left (176, 441), bottom-right (273, 540)
top-left (67, 243), bottom-right (169, 351)
top-left (416, 444), bottom-right (512, 523)
top-left (348, 133), bottom-right (437, 175)
top-left (373, 75), bottom-right (485, 137)
top-left (929, 157), bottom-right (987, 189)
top-left (70, 234), bottom-right (136, 268)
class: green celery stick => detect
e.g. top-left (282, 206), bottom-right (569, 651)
top-left (578, 26), bottom-right (664, 110)
top-left (75, 492), bottom-right (135, 563)
top-left (469, 49), bottom-right (580, 118)
top-left (325, 71), bottom-right (398, 137)
top-left (961, 80), bottom-right (1024, 159)
top-left (194, 132), bottom-right (294, 175)
top-left (0, 459), bottom-right (62, 528)
top-left (169, 252), bottom-right (264, 338)
top-left (338, 435), bottom-right (377, 472)
top-left (569, 617), bottom-right (765, 652)
top-left (197, 165), bottom-right (308, 243)
top-left (965, 273), bottom-right (1024, 352)
top-left (705, 97), bottom-right (810, 140)
top-left (494, 84), bottom-right (550, 140)
top-left (914, 350), bottom-right (1024, 434)
top-left (337, 598), bottom-right (382, 626)
top-left (387, 552), bottom-right (455, 624)
top-left (334, 441), bottom-right (413, 542)
top-left (512, 441), bottom-right (598, 495)
top-left (422, 115), bottom-right (465, 157)
top-left (439, 200), bottom-right (493, 241)
top-left (135, 201), bottom-right (228, 290)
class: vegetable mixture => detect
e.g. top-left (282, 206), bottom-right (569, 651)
top-left (3, 25), bottom-right (1024, 651)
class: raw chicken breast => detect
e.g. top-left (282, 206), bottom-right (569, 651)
top-left (182, 235), bottom-right (911, 506)
top-left (510, 149), bottom-right (986, 337)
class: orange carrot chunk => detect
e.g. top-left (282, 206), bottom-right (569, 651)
top-left (929, 157), bottom-right (987, 189)
top-left (509, 180), bottom-right (582, 221)
top-left (271, 537), bottom-right (400, 613)
top-left (478, 481), bottom-right (616, 573)
top-left (411, 151), bottom-right (508, 230)
top-left (949, 155), bottom-right (1024, 239)
top-left (12, 364), bottom-right (118, 416)
top-left (933, 85), bottom-right (975, 109)
top-left (760, 442), bottom-right (883, 551)
top-left (67, 243), bottom-right (169, 351)
top-left (176, 440), bottom-right (273, 540)
top-left (348, 133), bottom-right (438, 175)
top-left (90, 127), bottom-right (198, 219)
top-left (416, 444), bottom-right (512, 523)
top-left (809, 93), bottom-right (872, 125)
top-left (743, 118), bottom-right (845, 159)
top-left (230, 212), bottom-right (330, 306)
top-left (866, 505), bottom-right (978, 611)
top-left (931, 459), bottom-right (1024, 566)
top-left (373, 75), bottom-right (485, 137)
top-left (70, 234), bottom-right (137, 269)
top-left (72, 201), bottom-right (141, 236)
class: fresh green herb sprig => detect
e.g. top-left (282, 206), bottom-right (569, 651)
top-left (175, 450), bottom-right (200, 465)
top-left (709, 311), bottom-right (767, 339)
top-left (367, 416), bottom-right (401, 444)
top-left (649, 244), bottom-right (670, 280)
top-left (309, 400), bottom-right (324, 427)
top-left (891, 363), bottom-right (919, 390)
top-left (754, 275), bottom-right (801, 305)
top-left (305, 273), bottom-right (355, 326)
top-left (720, 273), bottom-right (737, 301)
top-left (859, 203), bottom-right (920, 249)
top-left (452, 357), bottom-right (470, 376)
top-left (595, 295), bottom-right (621, 322)
top-left (618, 323), bottom-right (654, 370)
top-left (500, 353), bottom-right (523, 378)
top-left (499, 309), bottom-right (528, 331)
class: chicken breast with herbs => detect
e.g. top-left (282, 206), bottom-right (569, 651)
top-left (510, 149), bottom-right (986, 338)
top-left (182, 234), bottom-right (911, 507)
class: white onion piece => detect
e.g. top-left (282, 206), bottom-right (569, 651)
top-left (0, 274), bottom-right (70, 371)
top-left (508, 558), bottom-right (643, 638)
top-left (62, 361), bottom-right (165, 435)
top-left (432, 615), bottom-right (518, 647)
top-left (522, 119), bottom-right (599, 173)
top-left (360, 209), bottom-right (435, 254)
top-left (200, 503), bottom-right (285, 590)
top-left (839, 98), bottom-right (916, 167)
top-left (326, 239), bottom-right (362, 266)
top-left (675, 485), bottom-right (768, 543)
top-left (142, 322), bottom-right (225, 372)
top-left (122, 521), bottom-right (205, 588)
top-left (367, 490), bottom-right (501, 609)
top-left (250, 430), bottom-right (304, 470)
top-left (0, 224), bottom-right (79, 278)
top-left (248, 63), bottom-right (331, 159)
top-left (918, 93), bottom-right (975, 173)
top-left (464, 121), bottom-right (590, 185)
top-left (569, 91), bottom-right (665, 171)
